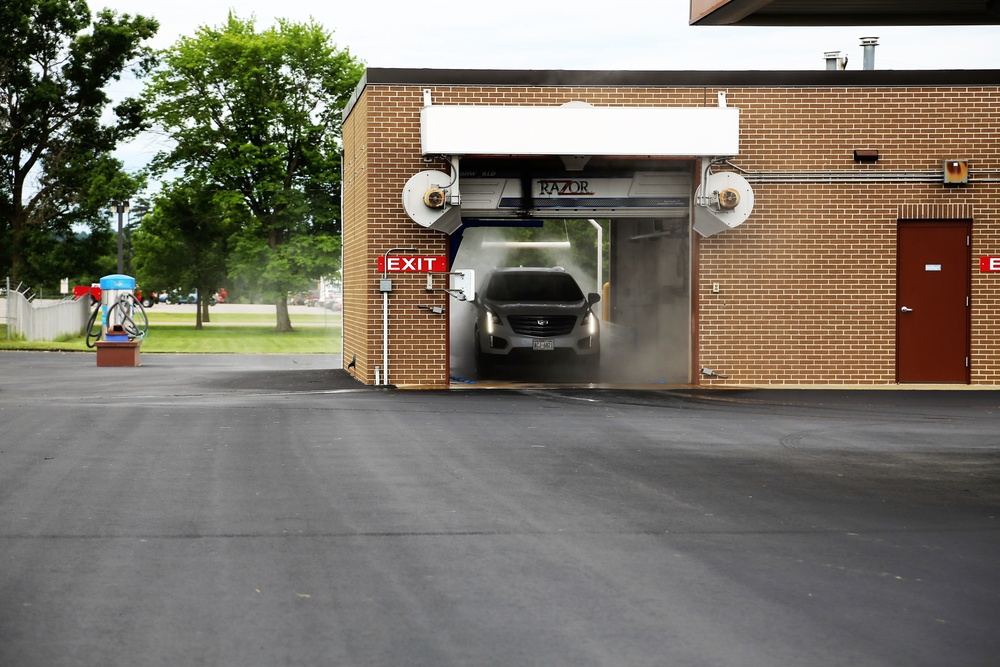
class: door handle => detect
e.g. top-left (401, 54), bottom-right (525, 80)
top-left (900, 306), bottom-right (914, 313)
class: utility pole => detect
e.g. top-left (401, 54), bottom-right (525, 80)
top-left (113, 201), bottom-right (130, 274)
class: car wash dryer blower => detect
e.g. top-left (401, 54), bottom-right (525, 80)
top-left (86, 273), bottom-right (149, 366)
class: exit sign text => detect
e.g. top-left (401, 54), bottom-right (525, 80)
top-left (378, 255), bottom-right (448, 273)
top-left (980, 256), bottom-right (1000, 273)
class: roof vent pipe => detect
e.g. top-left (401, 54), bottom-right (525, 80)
top-left (860, 36), bottom-right (878, 70)
top-left (824, 51), bottom-right (847, 70)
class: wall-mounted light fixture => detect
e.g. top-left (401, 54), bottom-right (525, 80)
top-left (853, 149), bottom-right (879, 163)
top-left (943, 159), bottom-right (969, 184)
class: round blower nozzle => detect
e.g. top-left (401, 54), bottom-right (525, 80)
top-left (423, 188), bottom-right (446, 208)
top-left (718, 188), bottom-right (740, 210)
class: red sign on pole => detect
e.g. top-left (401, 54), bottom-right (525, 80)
top-left (378, 255), bottom-right (448, 273)
top-left (980, 256), bottom-right (1000, 273)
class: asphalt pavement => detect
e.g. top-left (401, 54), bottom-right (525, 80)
top-left (1, 352), bottom-right (998, 666)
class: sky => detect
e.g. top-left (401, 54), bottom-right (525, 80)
top-left (97, 0), bottom-right (1000, 72)
top-left (93, 0), bottom-right (1000, 184)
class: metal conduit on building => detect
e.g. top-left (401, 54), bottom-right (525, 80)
top-left (725, 163), bottom-right (1000, 183)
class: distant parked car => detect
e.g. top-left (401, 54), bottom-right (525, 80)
top-left (138, 290), bottom-right (157, 308)
top-left (166, 289), bottom-right (216, 305)
top-left (73, 284), bottom-right (157, 308)
top-left (290, 290), bottom-right (321, 306)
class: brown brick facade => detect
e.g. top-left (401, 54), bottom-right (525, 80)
top-left (343, 87), bottom-right (452, 387)
top-left (342, 70), bottom-right (1000, 387)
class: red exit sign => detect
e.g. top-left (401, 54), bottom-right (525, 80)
top-left (378, 255), bottom-right (448, 273)
top-left (980, 256), bottom-right (1000, 273)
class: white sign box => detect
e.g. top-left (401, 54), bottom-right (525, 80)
top-left (421, 105), bottom-right (740, 157)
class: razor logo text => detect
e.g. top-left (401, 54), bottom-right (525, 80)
top-left (537, 180), bottom-right (594, 196)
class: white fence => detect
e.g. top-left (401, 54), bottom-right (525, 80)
top-left (2, 288), bottom-right (91, 342)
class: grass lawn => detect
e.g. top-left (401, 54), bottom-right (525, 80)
top-left (146, 311), bottom-right (340, 325)
top-left (0, 315), bottom-right (341, 354)
top-left (141, 325), bottom-right (340, 353)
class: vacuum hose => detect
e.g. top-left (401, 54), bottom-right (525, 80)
top-left (85, 293), bottom-right (149, 349)
top-left (85, 304), bottom-right (101, 348)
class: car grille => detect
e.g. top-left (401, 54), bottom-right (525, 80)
top-left (507, 315), bottom-right (577, 337)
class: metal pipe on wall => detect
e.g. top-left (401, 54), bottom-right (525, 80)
top-left (381, 247), bottom-right (416, 386)
top-left (724, 163), bottom-right (996, 184)
top-left (588, 219), bottom-right (603, 296)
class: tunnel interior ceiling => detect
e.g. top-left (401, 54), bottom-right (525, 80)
top-left (459, 156), bottom-right (693, 174)
top-left (458, 158), bottom-right (694, 220)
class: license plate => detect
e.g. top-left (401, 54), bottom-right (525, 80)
top-left (532, 339), bottom-right (555, 351)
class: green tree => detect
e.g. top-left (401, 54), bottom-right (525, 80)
top-left (0, 0), bottom-right (158, 285)
top-left (142, 14), bottom-right (363, 331)
top-left (500, 219), bottom-right (609, 287)
top-left (132, 180), bottom-right (232, 329)
top-left (22, 222), bottom-right (116, 290)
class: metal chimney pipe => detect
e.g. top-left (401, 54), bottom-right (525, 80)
top-left (861, 36), bottom-right (879, 70)
top-left (824, 51), bottom-right (848, 70)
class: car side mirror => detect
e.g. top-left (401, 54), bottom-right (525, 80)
top-left (588, 292), bottom-right (601, 305)
top-left (451, 268), bottom-right (476, 302)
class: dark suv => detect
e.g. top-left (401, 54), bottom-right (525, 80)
top-left (474, 267), bottom-right (600, 377)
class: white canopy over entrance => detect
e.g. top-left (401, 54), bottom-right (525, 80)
top-left (420, 104), bottom-right (739, 158)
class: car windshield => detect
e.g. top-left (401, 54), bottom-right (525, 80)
top-left (485, 272), bottom-right (584, 302)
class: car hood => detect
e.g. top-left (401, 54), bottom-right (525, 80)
top-left (482, 299), bottom-right (589, 317)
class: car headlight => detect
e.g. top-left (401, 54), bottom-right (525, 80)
top-left (485, 310), bottom-right (502, 335)
top-left (584, 311), bottom-right (598, 335)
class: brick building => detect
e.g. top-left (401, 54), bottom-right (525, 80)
top-left (341, 68), bottom-right (1000, 388)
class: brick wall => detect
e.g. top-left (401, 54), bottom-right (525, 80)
top-left (343, 88), bottom-right (452, 387)
top-left (342, 90), bottom-right (372, 383)
top-left (342, 76), bottom-right (1000, 387)
top-left (699, 86), bottom-right (999, 385)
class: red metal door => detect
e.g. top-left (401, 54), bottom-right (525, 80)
top-left (896, 221), bottom-right (971, 383)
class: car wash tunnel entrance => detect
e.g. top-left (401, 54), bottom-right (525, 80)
top-left (447, 158), bottom-right (696, 385)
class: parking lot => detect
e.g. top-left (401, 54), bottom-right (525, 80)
top-left (1, 351), bottom-right (998, 666)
